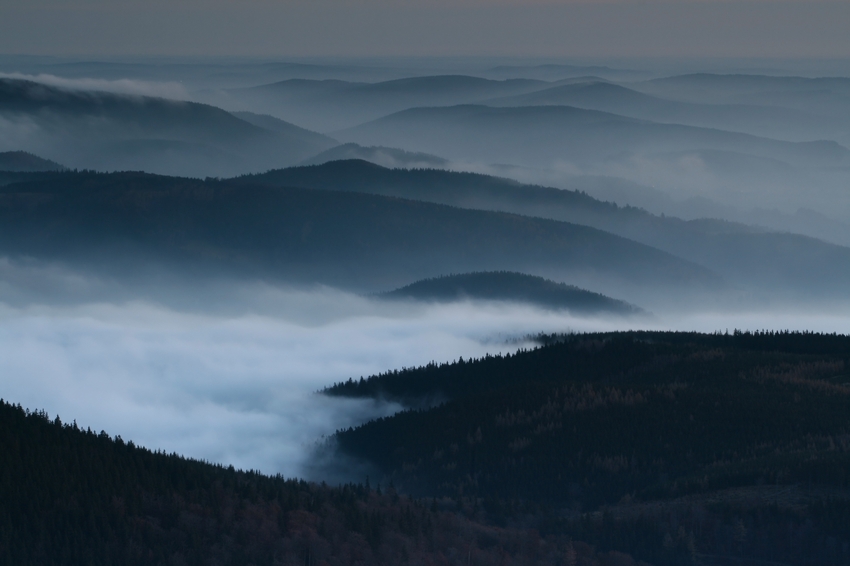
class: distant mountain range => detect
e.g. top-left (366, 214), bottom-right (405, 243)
top-left (300, 143), bottom-right (447, 169)
top-left (227, 75), bottom-right (551, 131)
top-left (0, 78), bottom-right (336, 177)
top-left (337, 104), bottom-right (849, 170)
top-left (0, 171), bottom-right (719, 304)
top-left (486, 80), bottom-right (845, 143)
top-left (239, 159), bottom-right (850, 301)
top-left (637, 74), bottom-right (850, 116)
top-left (482, 64), bottom-right (638, 81)
top-left (379, 272), bottom-right (643, 315)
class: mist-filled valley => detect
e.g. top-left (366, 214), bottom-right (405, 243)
top-left (2, 54), bottom-right (850, 565)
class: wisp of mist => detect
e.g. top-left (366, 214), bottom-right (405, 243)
top-left (1, 267), bottom-right (849, 480)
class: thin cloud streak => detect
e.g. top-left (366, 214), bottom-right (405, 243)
top-left (0, 73), bottom-right (190, 100)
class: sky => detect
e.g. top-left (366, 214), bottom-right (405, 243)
top-left (0, 0), bottom-right (848, 59)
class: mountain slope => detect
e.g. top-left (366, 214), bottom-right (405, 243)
top-left (637, 74), bottom-right (850, 109)
top-left (380, 272), bottom-right (643, 315)
top-left (337, 104), bottom-right (850, 170)
top-left (322, 331), bottom-right (850, 564)
top-left (0, 398), bottom-right (622, 566)
top-left (0, 150), bottom-right (66, 172)
top-left (0, 171), bottom-right (719, 302)
top-left (301, 142), bottom-right (448, 168)
top-left (229, 75), bottom-right (551, 131)
top-left (487, 80), bottom-right (843, 142)
top-left (0, 78), bottom-right (336, 177)
top-left (238, 160), bottom-right (850, 300)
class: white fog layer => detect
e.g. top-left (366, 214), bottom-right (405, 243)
top-left (1, 283), bottom-right (848, 478)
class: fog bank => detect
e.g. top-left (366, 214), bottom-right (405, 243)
top-left (0, 274), bottom-right (847, 480)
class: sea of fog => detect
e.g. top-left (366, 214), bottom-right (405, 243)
top-left (1, 281), bottom-right (849, 480)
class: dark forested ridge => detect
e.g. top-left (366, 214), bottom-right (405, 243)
top-left (5, 333), bottom-right (850, 565)
top-left (0, 170), bottom-right (718, 299)
top-left (324, 331), bottom-right (850, 565)
top-left (380, 272), bottom-right (642, 315)
top-left (0, 398), bottom-right (638, 566)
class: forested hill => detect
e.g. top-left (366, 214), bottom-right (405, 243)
top-left (323, 331), bottom-right (850, 564)
top-left (0, 151), bottom-right (65, 172)
top-left (237, 159), bottom-right (850, 300)
top-left (0, 78), bottom-right (336, 177)
top-left (380, 271), bottom-right (643, 315)
top-left (0, 171), bottom-right (718, 300)
top-left (0, 398), bottom-right (630, 566)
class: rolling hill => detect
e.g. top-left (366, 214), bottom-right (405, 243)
top-left (0, 78), bottom-right (337, 177)
top-left (379, 272), bottom-right (643, 315)
top-left (301, 142), bottom-right (448, 168)
top-left (634, 74), bottom-right (850, 143)
top-left (487, 80), bottom-right (843, 142)
top-left (322, 330), bottom-right (850, 565)
top-left (228, 75), bottom-right (551, 131)
top-left (0, 398), bottom-right (623, 566)
top-left (238, 159), bottom-right (850, 300)
top-left (337, 104), bottom-right (850, 170)
top-left (0, 171), bottom-right (720, 304)
top-left (0, 150), bottom-right (65, 172)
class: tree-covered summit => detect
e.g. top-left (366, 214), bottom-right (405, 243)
top-left (379, 271), bottom-right (643, 315)
top-left (322, 331), bottom-right (850, 564)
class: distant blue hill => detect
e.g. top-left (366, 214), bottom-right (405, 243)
top-left (0, 151), bottom-right (65, 172)
top-left (380, 271), bottom-right (643, 316)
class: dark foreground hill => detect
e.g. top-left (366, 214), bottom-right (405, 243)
top-left (323, 331), bottom-right (850, 565)
top-left (239, 160), bottom-right (850, 300)
top-left (381, 272), bottom-right (642, 316)
top-left (0, 171), bottom-right (719, 302)
top-left (0, 399), bottom-right (630, 566)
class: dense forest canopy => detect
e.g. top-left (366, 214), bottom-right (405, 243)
top-left (5, 331), bottom-right (850, 565)
top-left (321, 331), bottom-right (850, 564)
top-left (0, 398), bottom-right (632, 566)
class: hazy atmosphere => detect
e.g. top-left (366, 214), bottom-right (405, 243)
top-left (2, 0), bottom-right (850, 59)
top-left (3, 1), bottom-right (850, 564)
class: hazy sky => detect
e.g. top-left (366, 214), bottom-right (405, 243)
top-left (1, 0), bottom-right (848, 59)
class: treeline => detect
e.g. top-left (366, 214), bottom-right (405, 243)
top-left (0, 399), bottom-right (641, 566)
top-left (324, 331), bottom-right (850, 565)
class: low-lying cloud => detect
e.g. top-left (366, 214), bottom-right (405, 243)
top-left (0, 285), bottom-right (595, 479)
top-left (0, 260), bottom-right (848, 481)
